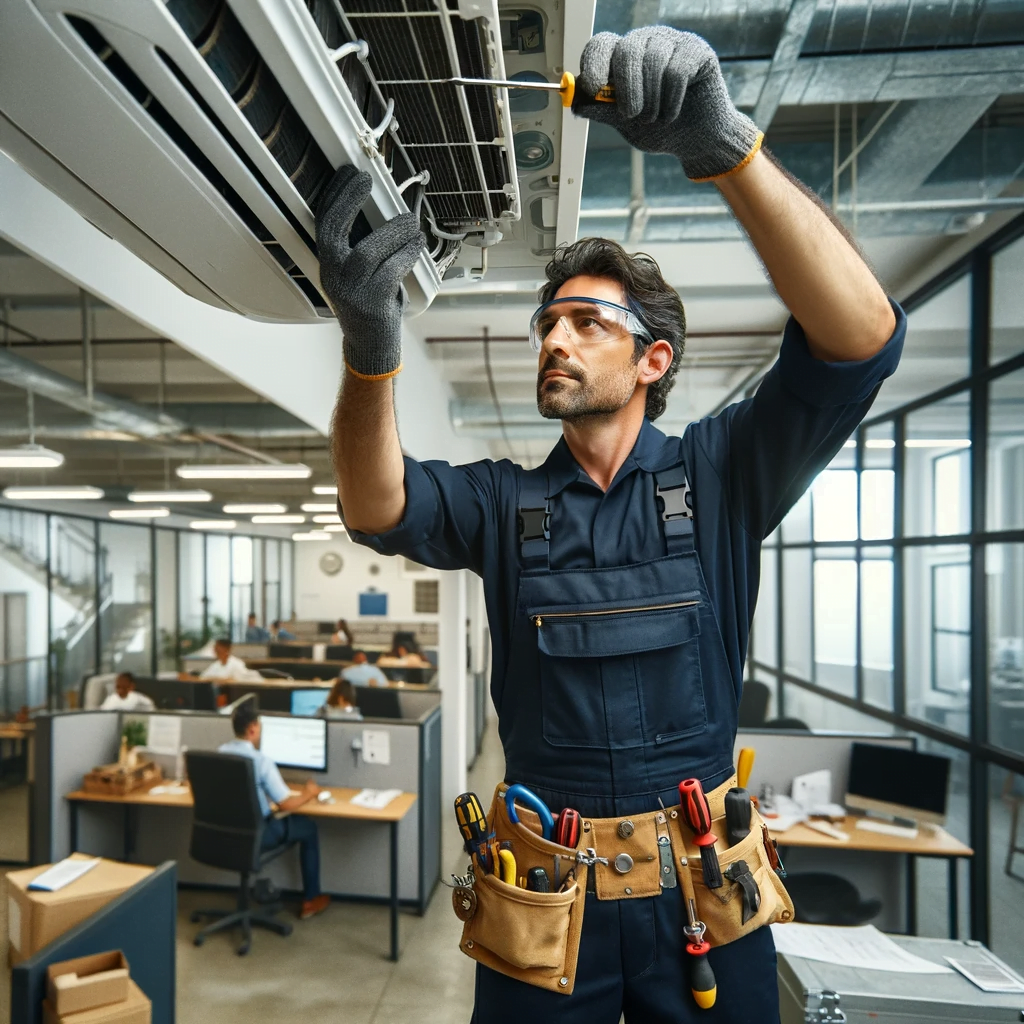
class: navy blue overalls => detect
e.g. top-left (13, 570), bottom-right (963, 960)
top-left (472, 441), bottom-right (779, 1024)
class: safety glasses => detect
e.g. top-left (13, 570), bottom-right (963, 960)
top-left (528, 296), bottom-right (654, 352)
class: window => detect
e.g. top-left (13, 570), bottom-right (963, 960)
top-left (752, 546), bottom-right (778, 669)
top-left (988, 543), bottom-right (1024, 758)
top-left (154, 530), bottom-right (177, 672)
top-left (812, 471), bottom-right (858, 542)
top-left (991, 235), bottom-right (1024, 366)
top-left (98, 523), bottom-right (152, 676)
top-left (783, 548), bottom-right (813, 680)
top-left (904, 396), bottom-right (971, 537)
top-left (205, 534), bottom-right (230, 637)
top-left (49, 516), bottom-right (97, 705)
top-left (813, 554), bottom-right (857, 697)
top-left (414, 579), bottom-right (439, 614)
top-left (862, 421), bottom-right (895, 540)
top-left (987, 367), bottom-right (1024, 532)
top-left (861, 548), bottom-right (894, 710)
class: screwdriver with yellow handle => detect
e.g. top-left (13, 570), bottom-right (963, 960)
top-left (377, 72), bottom-right (615, 109)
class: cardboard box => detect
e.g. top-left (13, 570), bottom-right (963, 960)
top-left (42, 979), bottom-right (151, 1024)
top-left (6, 855), bottom-right (152, 966)
top-left (47, 951), bottom-right (131, 1015)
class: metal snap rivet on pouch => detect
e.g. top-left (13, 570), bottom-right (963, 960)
top-left (559, 977), bottom-right (568, 987)
top-left (617, 820), bottom-right (634, 839)
top-left (614, 853), bottom-right (634, 874)
top-left (624, 887), bottom-right (632, 895)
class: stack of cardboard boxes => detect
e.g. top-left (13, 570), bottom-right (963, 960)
top-left (42, 951), bottom-right (151, 1024)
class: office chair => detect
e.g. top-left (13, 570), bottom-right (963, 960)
top-left (185, 750), bottom-right (297, 955)
top-left (738, 680), bottom-right (771, 727)
top-left (763, 716), bottom-right (811, 731)
top-left (785, 872), bottom-right (882, 926)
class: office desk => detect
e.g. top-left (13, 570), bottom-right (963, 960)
top-left (66, 784), bottom-right (417, 960)
top-left (0, 722), bottom-right (34, 783)
top-left (770, 816), bottom-right (972, 938)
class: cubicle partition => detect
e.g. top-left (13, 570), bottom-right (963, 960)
top-left (32, 705), bottom-right (443, 913)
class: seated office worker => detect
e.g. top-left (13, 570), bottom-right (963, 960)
top-left (219, 704), bottom-right (330, 920)
top-left (197, 638), bottom-right (249, 681)
top-left (269, 619), bottom-right (296, 641)
top-left (341, 650), bottom-right (388, 688)
top-left (245, 613), bottom-right (270, 643)
top-left (321, 26), bottom-right (902, 1024)
top-left (100, 672), bottom-right (155, 712)
top-left (319, 679), bottom-right (363, 719)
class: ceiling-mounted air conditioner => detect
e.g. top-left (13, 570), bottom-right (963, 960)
top-left (0, 0), bottom-right (555, 321)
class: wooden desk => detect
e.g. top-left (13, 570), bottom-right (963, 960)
top-left (770, 815), bottom-right (973, 938)
top-left (66, 784), bottom-right (417, 960)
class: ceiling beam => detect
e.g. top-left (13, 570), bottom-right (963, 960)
top-left (752, 0), bottom-right (818, 131)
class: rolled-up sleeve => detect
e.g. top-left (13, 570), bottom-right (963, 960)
top-left (260, 756), bottom-right (291, 808)
top-left (342, 455), bottom-right (503, 575)
top-left (694, 299), bottom-right (906, 539)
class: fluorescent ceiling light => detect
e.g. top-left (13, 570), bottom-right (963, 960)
top-left (301, 502), bottom-right (338, 513)
top-left (222, 503), bottom-right (288, 514)
top-left (312, 514), bottom-right (342, 524)
top-left (128, 489), bottom-right (212, 503)
top-left (904, 439), bottom-right (971, 449)
top-left (0, 445), bottom-right (65, 468)
top-left (312, 485), bottom-right (337, 495)
top-left (293, 530), bottom-right (331, 541)
top-left (323, 524), bottom-right (348, 533)
top-left (843, 439), bottom-right (896, 449)
top-left (3, 486), bottom-right (104, 500)
top-left (176, 463), bottom-right (311, 480)
top-left (190, 520), bottom-right (237, 530)
top-left (252, 514), bottom-right (305, 524)
top-left (109, 508), bottom-right (170, 519)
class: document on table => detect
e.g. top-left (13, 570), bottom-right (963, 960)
top-left (29, 857), bottom-right (101, 892)
top-left (771, 923), bottom-right (953, 973)
top-left (350, 788), bottom-right (402, 810)
top-left (149, 784), bottom-right (189, 796)
top-left (945, 956), bottom-right (1024, 992)
top-left (146, 714), bottom-right (181, 754)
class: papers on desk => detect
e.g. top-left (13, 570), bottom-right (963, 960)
top-left (760, 793), bottom-right (807, 834)
top-left (945, 955), bottom-right (1024, 992)
top-left (771, 923), bottom-right (953, 974)
top-left (148, 784), bottom-right (189, 796)
top-left (28, 857), bottom-right (100, 892)
top-left (350, 788), bottom-right (402, 810)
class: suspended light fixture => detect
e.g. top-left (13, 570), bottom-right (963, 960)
top-left (3, 486), bottom-right (104, 500)
top-left (222, 503), bottom-right (288, 514)
top-left (109, 508), bottom-right (170, 519)
top-left (252, 514), bottom-right (305, 524)
top-left (177, 463), bottom-right (311, 480)
top-left (128, 489), bottom-right (212, 503)
top-left (0, 389), bottom-right (65, 468)
top-left (311, 485), bottom-right (337, 495)
top-left (300, 503), bottom-right (338, 513)
top-left (293, 530), bottom-right (331, 541)
top-left (323, 524), bottom-right (348, 533)
top-left (312, 514), bottom-right (343, 524)
top-left (190, 520), bottom-right (237, 530)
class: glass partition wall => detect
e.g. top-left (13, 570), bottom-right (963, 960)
top-left (748, 215), bottom-right (1024, 968)
top-left (0, 512), bottom-right (294, 712)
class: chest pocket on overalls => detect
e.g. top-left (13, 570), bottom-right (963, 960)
top-left (528, 592), bottom-right (707, 749)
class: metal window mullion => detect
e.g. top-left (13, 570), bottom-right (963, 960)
top-left (45, 513), bottom-right (53, 709)
top-left (855, 429), bottom-right (864, 703)
top-left (893, 414), bottom-right (907, 718)
top-left (150, 525), bottom-right (157, 677)
top-left (776, 532), bottom-right (786, 718)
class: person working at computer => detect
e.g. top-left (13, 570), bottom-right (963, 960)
top-left (340, 650), bottom-right (389, 688)
top-left (269, 620), bottom-right (296, 641)
top-left (245, 613), bottom-right (270, 643)
top-left (330, 618), bottom-right (353, 645)
top-left (377, 644), bottom-right (430, 669)
top-left (100, 672), bottom-right (155, 711)
top-left (319, 679), bottom-right (363, 719)
top-left (197, 638), bottom-right (250, 681)
top-left (219, 703), bottom-right (330, 920)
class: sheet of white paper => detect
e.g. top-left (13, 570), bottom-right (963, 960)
top-left (146, 715), bottom-right (182, 754)
top-left (362, 729), bottom-right (391, 765)
top-left (28, 857), bottom-right (101, 893)
top-left (350, 788), bottom-right (402, 810)
top-left (763, 812), bottom-right (807, 833)
top-left (8, 896), bottom-right (21, 950)
top-left (945, 956), bottom-right (1024, 992)
top-left (148, 784), bottom-right (189, 796)
top-left (771, 924), bottom-right (954, 974)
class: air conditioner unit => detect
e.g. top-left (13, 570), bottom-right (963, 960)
top-left (0, 0), bottom-right (590, 323)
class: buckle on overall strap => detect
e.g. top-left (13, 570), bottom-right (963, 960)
top-left (654, 465), bottom-right (693, 552)
top-left (517, 506), bottom-right (550, 545)
top-left (518, 469), bottom-right (551, 568)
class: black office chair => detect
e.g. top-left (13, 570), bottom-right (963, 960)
top-left (763, 716), bottom-right (811, 731)
top-left (185, 750), bottom-right (296, 955)
top-left (738, 680), bottom-right (771, 727)
top-left (785, 872), bottom-right (882, 926)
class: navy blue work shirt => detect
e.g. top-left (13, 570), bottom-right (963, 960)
top-left (346, 304), bottom-right (905, 709)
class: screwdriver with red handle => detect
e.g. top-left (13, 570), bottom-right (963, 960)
top-left (679, 778), bottom-right (724, 889)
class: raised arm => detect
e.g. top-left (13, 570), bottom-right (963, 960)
top-left (315, 166), bottom-right (424, 534)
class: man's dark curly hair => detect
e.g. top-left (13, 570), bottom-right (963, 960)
top-left (539, 238), bottom-right (686, 420)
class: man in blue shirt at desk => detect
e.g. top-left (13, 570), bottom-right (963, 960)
top-left (341, 650), bottom-right (389, 688)
top-left (219, 704), bottom-right (330, 920)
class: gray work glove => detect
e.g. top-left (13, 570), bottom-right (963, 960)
top-left (575, 27), bottom-right (762, 182)
top-left (315, 165), bottom-right (425, 379)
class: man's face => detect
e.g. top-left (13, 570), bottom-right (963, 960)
top-left (215, 642), bottom-right (230, 664)
top-left (115, 675), bottom-right (132, 699)
top-left (353, 652), bottom-right (367, 665)
top-left (248, 615), bottom-right (256, 625)
top-left (536, 276), bottom-right (643, 422)
top-left (247, 720), bottom-right (262, 748)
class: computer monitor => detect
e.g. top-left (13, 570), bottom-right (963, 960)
top-left (325, 644), bottom-right (354, 661)
top-left (135, 678), bottom-right (214, 712)
top-left (269, 643), bottom-right (314, 659)
top-left (258, 715), bottom-right (327, 772)
top-left (291, 689), bottom-right (329, 716)
top-left (845, 742), bottom-right (951, 825)
top-left (354, 687), bottom-right (402, 719)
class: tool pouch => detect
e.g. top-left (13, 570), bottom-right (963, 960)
top-left (668, 794), bottom-right (794, 947)
top-left (455, 784), bottom-right (587, 995)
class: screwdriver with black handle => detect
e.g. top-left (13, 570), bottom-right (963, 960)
top-left (679, 778), bottom-right (723, 889)
top-left (724, 747), bottom-right (756, 845)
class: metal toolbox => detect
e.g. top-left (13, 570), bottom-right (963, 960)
top-left (778, 935), bottom-right (1024, 1023)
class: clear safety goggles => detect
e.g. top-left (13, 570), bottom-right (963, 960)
top-left (528, 296), bottom-right (655, 353)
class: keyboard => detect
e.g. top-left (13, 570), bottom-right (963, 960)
top-left (855, 818), bottom-right (919, 839)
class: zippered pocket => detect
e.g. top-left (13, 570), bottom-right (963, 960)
top-left (532, 599), bottom-right (699, 629)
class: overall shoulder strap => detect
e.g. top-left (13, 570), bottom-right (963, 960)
top-left (516, 466), bottom-right (550, 570)
top-left (653, 457), bottom-right (694, 556)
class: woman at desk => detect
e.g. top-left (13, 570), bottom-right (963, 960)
top-left (330, 618), bottom-right (353, 645)
top-left (376, 644), bottom-right (431, 669)
top-left (318, 679), bottom-right (363, 719)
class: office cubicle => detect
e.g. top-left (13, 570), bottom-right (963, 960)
top-left (10, 861), bottom-right (176, 1024)
top-left (32, 703), bottom-right (442, 913)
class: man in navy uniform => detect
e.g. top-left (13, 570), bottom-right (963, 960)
top-left (315, 26), bottom-right (902, 1024)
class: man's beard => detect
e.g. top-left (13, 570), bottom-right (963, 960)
top-left (536, 355), bottom-right (637, 422)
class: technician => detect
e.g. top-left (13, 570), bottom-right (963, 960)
top-left (318, 26), bottom-right (903, 1023)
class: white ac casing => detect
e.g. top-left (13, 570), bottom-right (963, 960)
top-left (0, 0), bottom-right (530, 322)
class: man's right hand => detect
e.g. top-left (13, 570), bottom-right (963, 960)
top-left (314, 165), bottom-right (425, 380)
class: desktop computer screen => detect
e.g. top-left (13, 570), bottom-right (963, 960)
top-left (846, 742), bottom-right (951, 824)
top-left (258, 715), bottom-right (327, 772)
top-left (291, 689), bottom-right (329, 717)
